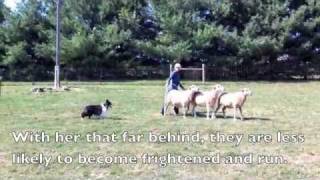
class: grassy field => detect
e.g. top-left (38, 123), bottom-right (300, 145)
top-left (0, 80), bottom-right (320, 179)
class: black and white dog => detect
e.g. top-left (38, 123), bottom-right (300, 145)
top-left (81, 99), bottom-right (112, 119)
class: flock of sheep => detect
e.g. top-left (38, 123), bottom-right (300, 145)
top-left (163, 84), bottom-right (252, 121)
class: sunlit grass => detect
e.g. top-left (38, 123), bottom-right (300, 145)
top-left (0, 81), bottom-right (320, 179)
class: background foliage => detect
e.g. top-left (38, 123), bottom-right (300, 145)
top-left (0, 0), bottom-right (320, 80)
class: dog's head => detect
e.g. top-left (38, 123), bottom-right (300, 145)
top-left (104, 99), bottom-right (112, 109)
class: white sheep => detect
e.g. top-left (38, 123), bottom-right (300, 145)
top-left (215, 88), bottom-right (252, 121)
top-left (191, 84), bottom-right (225, 119)
top-left (163, 85), bottom-right (199, 118)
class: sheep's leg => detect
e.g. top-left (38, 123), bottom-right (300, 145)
top-left (233, 106), bottom-right (237, 121)
top-left (211, 109), bottom-right (216, 119)
top-left (182, 105), bottom-right (187, 119)
top-left (239, 107), bottom-right (244, 121)
top-left (192, 104), bottom-right (197, 118)
top-left (186, 103), bottom-right (190, 113)
top-left (210, 104), bottom-right (216, 119)
top-left (206, 104), bottom-right (210, 120)
top-left (222, 106), bottom-right (226, 118)
top-left (215, 104), bottom-right (221, 116)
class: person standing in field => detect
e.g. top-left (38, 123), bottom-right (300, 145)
top-left (161, 63), bottom-right (185, 115)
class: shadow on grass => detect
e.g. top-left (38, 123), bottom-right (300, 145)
top-left (109, 117), bottom-right (124, 121)
top-left (82, 116), bottom-right (124, 121)
top-left (217, 115), bottom-right (271, 121)
top-left (243, 116), bottom-right (271, 121)
top-left (193, 113), bottom-right (271, 121)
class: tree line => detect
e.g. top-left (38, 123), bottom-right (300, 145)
top-left (0, 0), bottom-right (319, 80)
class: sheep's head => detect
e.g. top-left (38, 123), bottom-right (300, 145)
top-left (212, 84), bottom-right (225, 92)
top-left (241, 88), bottom-right (252, 96)
top-left (189, 85), bottom-right (200, 92)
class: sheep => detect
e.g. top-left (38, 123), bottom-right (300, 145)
top-left (163, 85), bottom-right (199, 119)
top-left (215, 88), bottom-right (252, 121)
top-left (191, 84), bottom-right (225, 119)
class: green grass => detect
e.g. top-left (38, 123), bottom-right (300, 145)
top-left (0, 80), bottom-right (320, 179)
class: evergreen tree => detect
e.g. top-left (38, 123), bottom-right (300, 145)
top-left (0, 0), bottom-right (319, 80)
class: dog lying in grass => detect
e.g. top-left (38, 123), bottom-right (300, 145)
top-left (81, 99), bottom-right (112, 119)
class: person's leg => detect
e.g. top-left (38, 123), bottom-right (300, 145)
top-left (161, 85), bottom-right (170, 115)
top-left (174, 106), bottom-right (179, 114)
top-left (163, 102), bottom-right (170, 117)
top-left (161, 95), bottom-right (166, 115)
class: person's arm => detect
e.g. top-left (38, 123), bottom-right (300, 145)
top-left (179, 83), bottom-right (185, 90)
top-left (168, 71), bottom-right (175, 80)
top-left (166, 71), bottom-right (175, 86)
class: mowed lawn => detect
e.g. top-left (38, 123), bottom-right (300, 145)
top-left (0, 81), bottom-right (320, 179)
